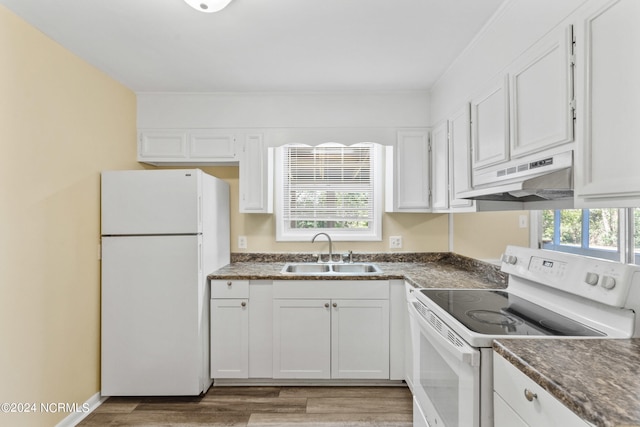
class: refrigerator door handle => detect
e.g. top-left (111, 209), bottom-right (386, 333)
top-left (198, 195), bottom-right (202, 230)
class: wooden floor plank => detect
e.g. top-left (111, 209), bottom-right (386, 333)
top-left (135, 397), bottom-right (308, 414)
top-left (278, 386), bottom-right (411, 399)
top-left (78, 386), bottom-right (412, 426)
top-left (248, 412), bottom-right (413, 427)
top-left (306, 397), bottom-right (413, 414)
top-left (107, 410), bottom-right (250, 426)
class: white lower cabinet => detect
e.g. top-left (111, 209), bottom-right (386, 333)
top-left (331, 299), bottom-right (389, 379)
top-left (211, 279), bottom-right (395, 382)
top-left (273, 298), bottom-right (390, 380)
top-left (493, 353), bottom-right (591, 427)
top-left (210, 298), bottom-right (248, 378)
top-left (272, 280), bottom-right (390, 380)
top-left (272, 299), bottom-right (332, 379)
top-left (210, 280), bottom-right (250, 379)
top-left (210, 280), bottom-right (274, 380)
top-left (494, 392), bottom-right (529, 427)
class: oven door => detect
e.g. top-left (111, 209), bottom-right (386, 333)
top-left (408, 299), bottom-right (480, 427)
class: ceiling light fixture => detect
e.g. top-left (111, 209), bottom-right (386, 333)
top-left (183, 0), bottom-right (233, 13)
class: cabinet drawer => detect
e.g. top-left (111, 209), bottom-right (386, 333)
top-left (211, 280), bottom-right (249, 298)
top-left (493, 353), bottom-right (590, 427)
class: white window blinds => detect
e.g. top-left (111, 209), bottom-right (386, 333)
top-left (280, 144), bottom-right (376, 231)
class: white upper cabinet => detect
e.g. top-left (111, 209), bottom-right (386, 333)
top-left (431, 121), bottom-right (449, 212)
top-left (386, 130), bottom-right (431, 212)
top-left (448, 104), bottom-right (475, 210)
top-left (509, 25), bottom-right (575, 158)
top-left (138, 129), bottom-right (237, 165)
top-left (471, 75), bottom-right (510, 169)
top-left (574, 0), bottom-right (640, 207)
top-left (138, 130), bottom-right (188, 160)
top-left (189, 131), bottom-right (236, 161)
top-left (239, 134), bottom-right (273, 213)
top-left (470, 25), bottom-right (575, 172)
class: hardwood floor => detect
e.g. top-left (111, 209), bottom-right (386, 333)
top-left (78, 386), bottom-right (413, 426)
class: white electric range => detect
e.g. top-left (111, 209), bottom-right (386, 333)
top-left (407, 245), bottom-right (640, 427)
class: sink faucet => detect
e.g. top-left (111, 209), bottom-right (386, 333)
top-left (311, 232), bottom-right (334, 263)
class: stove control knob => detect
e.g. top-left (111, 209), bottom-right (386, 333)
top-left (601, 276), bottom-right (616, 290)
top-left (501, 254), bottom-right (517, 265)
top-left (585, 272), bottom-right (599, 286)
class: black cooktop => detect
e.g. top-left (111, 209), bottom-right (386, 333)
top-left (419, 289), bottom-right (605, 337)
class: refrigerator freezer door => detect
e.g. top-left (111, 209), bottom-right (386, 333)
top-left (101, 169), bottom-right (201, 235)
top-left (101, 235), bottom-right (205, 395)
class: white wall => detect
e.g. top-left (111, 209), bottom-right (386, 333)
top-left (137, 91), bottom-right (430, 136)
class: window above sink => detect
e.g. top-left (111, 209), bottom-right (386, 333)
top-left (275, 143), bottom-right (384, 242)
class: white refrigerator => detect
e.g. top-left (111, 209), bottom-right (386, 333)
top-left (100, 169), bottom-right (229, 396)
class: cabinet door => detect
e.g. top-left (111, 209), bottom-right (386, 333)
top-left (188, 131), bottom-right (236, 160)
top-left (210, 299), bottom-right (248, 379)
top-left (431, 122), bottom-right (449, 212)
top-left (448, 104), bottom-right (474, 209)
top-left (331, 299), bottom-right (389, 379)
top-left (239, 134), bottom-right (273, 213)
top-left (575, 0), bottom-right (640, 205)
top-left (392, 130), bottom-right (431, 211)
top-left (471, 76), bottom-right (510, 169)
top-left (494, 392), bottom-right (529, 427)
top-left (510, 26), bottom-right (574, 158)
top-left (272, 299), bottom-right (331, 379)
top-left (138, 130), bottom-right (188, 160)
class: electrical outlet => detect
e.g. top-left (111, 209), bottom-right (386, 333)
top-left (238, 236), bottom-right (247, 249)
top-left (519, 215), bottom-right (528, 229)
top-left (389, 235), bottom-right (403, 249)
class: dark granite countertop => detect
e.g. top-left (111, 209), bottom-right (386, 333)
top-left (494, 339), bottom-right (640, 427)
top-left (207, 252), bottom-right (507, 290)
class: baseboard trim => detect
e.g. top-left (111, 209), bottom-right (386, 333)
top-left (212, 378), bottom-right (406, 387)
top-left (55, 392), bottom-right (107, 427)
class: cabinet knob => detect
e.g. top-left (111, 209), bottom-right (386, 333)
top-left (332, 302), bottom-right (338, 308)
top-left (524, 389), bottom-right (538, 402)
top-left (241, 301), bottom-right (247, 307)
top-left (227, 281), bottom-right (232, 287)
top-left (324, 303), bottom-right (330, 308)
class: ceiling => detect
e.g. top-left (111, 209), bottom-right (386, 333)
top-left (1, 0), bottom-right (506, 93)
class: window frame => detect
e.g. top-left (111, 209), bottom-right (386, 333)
top-left (274, 142), bottom-right (384, 242)
top-left (535, 208), bottom-right (639, 264)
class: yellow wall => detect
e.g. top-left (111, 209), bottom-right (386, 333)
top-left (0, 6), bottom-right (139, 426)
top-left (452, 211), bottom-right (531, 261)
top-left (195, 166), bottom-right (450, 254)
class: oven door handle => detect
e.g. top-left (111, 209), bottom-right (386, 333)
top-left (409, 303), bottom-right (480, 367)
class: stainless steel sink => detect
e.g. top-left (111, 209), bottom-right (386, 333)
top-left (282, 263), bottom-right (331, 273)
top-left (280, 262), bottom-right (382, 275)
top-left (331, 263), bottom-right (381, 273)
